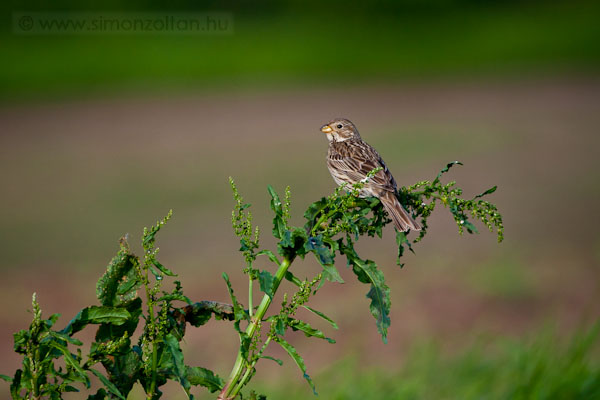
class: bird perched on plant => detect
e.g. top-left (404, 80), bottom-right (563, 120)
top-left (321, 118), bottom-right (421, 232)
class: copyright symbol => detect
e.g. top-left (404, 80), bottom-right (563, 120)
top-left (19, 15), bottom-right (34, 31)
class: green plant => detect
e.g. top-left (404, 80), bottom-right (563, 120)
top-left (2, 161), bottom-right (502, 399)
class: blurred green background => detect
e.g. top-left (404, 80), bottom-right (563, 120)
top-left (1, 0), bottom-right (599, 398)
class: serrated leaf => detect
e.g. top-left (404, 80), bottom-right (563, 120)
top-left (163, 333), bottom-right (189, 390)
top-left (341, 242), bottom-right (390, 343)
top-left (366, 284), bottom-right (391, 344)
top-left (186, 366), bottom-right (224, 393)
top-left (90, 369), bottom-right (126, 400)
top-left (258, 270), bottom-right (275, 299)
top-left (287, 318), bottom-right (335, 343)
top-left (275, 337), bottom-right (317, 395)
top-left (302, 306), bottom-right (338, 330)
top-left (0, 374), bottom-right (11, 382)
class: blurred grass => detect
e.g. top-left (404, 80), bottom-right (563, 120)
top-left (1, 1), bottom-right (599, 100)
top-left (248, 324), bottom-right (600, 400)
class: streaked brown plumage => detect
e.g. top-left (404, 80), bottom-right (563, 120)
top-left (321, 118), bottom-right (421, 232)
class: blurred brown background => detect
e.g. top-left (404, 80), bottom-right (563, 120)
top-left (1, 1), bottom-right (599, 398)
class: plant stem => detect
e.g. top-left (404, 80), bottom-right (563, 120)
top-left (144, 266), bottom-right (158, 399)
top-left (219, 256), bottom-right (293, 400)
top-left (229, 336), bottom-right (272, 398)
top-left (248, 276), bottom-right (253, 318)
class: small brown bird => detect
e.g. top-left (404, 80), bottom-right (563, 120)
top-left (321, 118), bottom-right (421, 232)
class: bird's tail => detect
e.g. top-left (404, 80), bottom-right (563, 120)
top-left (379, 191), bottom-right (421, 232)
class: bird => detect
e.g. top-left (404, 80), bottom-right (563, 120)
top-left (320, 118), bottom-right (421, 232)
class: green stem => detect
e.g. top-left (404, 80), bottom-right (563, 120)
top-left (311, 213), bottom-right (329, 236)
top-left (248, 276), bottom-right (254, 318)
top-left (229, 336), bottom-right (272, 397)
top-left (144, 267), bottom-right (159, 399)
top-left (219, 256), bottom-right (294, 400)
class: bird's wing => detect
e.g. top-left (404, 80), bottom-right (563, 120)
top-left (327, 141), bottom-right (397, 192)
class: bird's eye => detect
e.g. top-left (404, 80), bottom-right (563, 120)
top-left (336, 124), bottom-right (343, 129)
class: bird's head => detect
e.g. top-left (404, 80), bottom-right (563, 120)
top-left (320, 118), bottom-right (360, 142)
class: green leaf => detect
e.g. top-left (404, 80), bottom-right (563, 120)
top-left (462, 219), bottom-right (479, 234)
top-left (49, 331), bottom-right (83, 346)
top-left (302, 306), bottom-right (339, 330)
top-left (62, 306), bottom-right (131, 335)
top-left (435, 160), bottom-right (463, 182)
top-left (366, 284), bottom-right (391, 343)
top-left (156, 293), bottom-right (191, 304)
top-left (186, 366), bottom-right (224, 393)
top-left (163, 333), bottom-right (189, 390)
top-left (275, 317), bottom-right (286, 336)
top-left (287, 318), bottom-right (335, 343)
top-left (149, 265), bottom-right (162, 280)
top-left (258, 270), bottom-right (275, 299)
top-left (9, 369), bottom-right (22, 400)
top-left (275, 337), bottom-right (317, 395)
top-left (303, 197), bottom-right (328, 231)
top-left (222, 273), bottom-right (247, 322)
top-left (284, 270), bottom-right (303, 287)
top-left (474, 185), bottom-right (497, 199)
top-left (257, 249), bottom-right (281, 266)
top-left (96, 244), bottom-right (140, 307)
top-left (93, 297), bottom-right (142, 343)
top-left (181, 301), bottom-right (235, 327)
top-left (0, 374), bottom-right (11, 383)
top-left (13, 330), bottom-right (28, 354)
top-left (152, 259), bottom-right (177, 276)
top-left (260, 355), bottom-right (283, 366)
top-left (340, 242), bottom-right (391, 343)
top-left (305, 235), bottom-right (343, 283)
top-left (278, 227), bottom-right (309, 258)
top-left (395, 230), bottom-right (414, 267)
top-left (48, 341), bottom-right (88, 383)
top-left (90, 369), bottom-right (126, 400)
top-left (268, 185), bottom-right (287, 239)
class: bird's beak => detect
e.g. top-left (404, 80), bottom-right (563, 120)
top-left (320, 124), bottom-right (333, 133)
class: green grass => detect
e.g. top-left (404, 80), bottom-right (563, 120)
top-left (2, 2), bottom-right (599, 100)
top-left (249, 325), bottom-right (600, 400)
